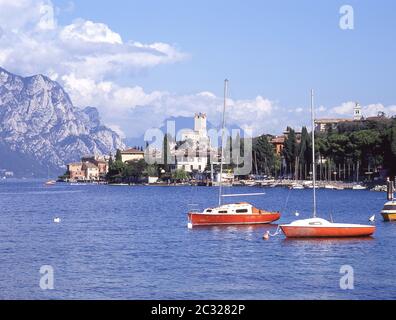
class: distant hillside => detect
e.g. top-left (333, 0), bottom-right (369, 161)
top-left (0, 67), bottom-right (125, 178)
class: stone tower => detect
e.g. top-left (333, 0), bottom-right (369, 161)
top-left (194, 113), bottom-right (207, 136)
top-left (354, 103), bottom-right (362, 121)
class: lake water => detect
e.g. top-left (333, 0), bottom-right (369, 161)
top-left (0, 180), bottom-right (395, 300)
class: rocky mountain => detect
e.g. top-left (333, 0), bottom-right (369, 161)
top-left (0, 67), bottom-right (125, 177)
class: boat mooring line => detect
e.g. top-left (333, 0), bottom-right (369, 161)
top-left (281, 189), bottom-right (293, 215)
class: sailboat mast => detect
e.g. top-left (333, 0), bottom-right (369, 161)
top-left (311, 89), bottom-right (317, 218)
top-left (219, 79), bottom-right (228, 206)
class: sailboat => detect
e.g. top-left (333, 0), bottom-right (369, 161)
top-left (45, 166), bottom-right (56, 186)
top-left (187, 80), bottom-right (281, 228)
top-left (280, 90), bottom-right (376, 238)
top-left (381, 178), bottom-right (396, 221)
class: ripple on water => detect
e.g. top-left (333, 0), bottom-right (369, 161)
top-left (0, 181), bottom-right (395, 299)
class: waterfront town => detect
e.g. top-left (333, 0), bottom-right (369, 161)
top-left (3, 1), bottom-right (396, 303)
top-left (61, 103), bottom-right (396, 191)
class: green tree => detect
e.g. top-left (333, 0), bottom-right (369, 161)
top-left (390, 124), bottom-right (396, 158)
top-left (298, 127), bottom-right (312, 179)
top-left (350, 130), bottom-right (382, 172)
top-left (253, 135), bottom-right (276, 176)
top-left (123, 159), bottom-right (147, 182)
top-left (115, 149), bottom-right (123, 162)
top-left (163, 134), bottom-right (172, 172)
top-left (107, 160), bottom-right (126, 182)
top-left (172, 169), bottom-right (189, 181)
top-left (387, 123), bottom-right (396, 176)
top-left (144, 163), bottom-right (159, 177)
top-left (283, 128), bottom-right (298, 177)
top-left (327, 133), bottom-right (350, 164)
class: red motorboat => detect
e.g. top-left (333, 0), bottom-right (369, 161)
top-left (188, 203), bottom-right (280, 228)
top-left (187, 80), bottom-right (281, 228)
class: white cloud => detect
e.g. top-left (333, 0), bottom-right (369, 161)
top-left (328, 101), bottom-right (396, 118)
top-left (0, 0), bottom-right (186, 80)
top-left (0, 0), bottom-right (56, 31)
top-left (331, 101), bottom-right (356, 115)
top-left (2, 0), bottom-right (394, 141)
top-left (37, 3), bottom-right (56, 30)
top-left (107, 124), bottom-right (126, 139)
top-left (60, 19), bottom-right (122, 44)
top-left (61, 74), bottom-right (293, 138)
top-left (0, 0), bottom-right (316, 139)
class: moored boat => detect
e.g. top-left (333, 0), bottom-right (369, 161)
top-left (188, 80), bottom-right (281, 228)
top-left (290, 184), bottom-right (304, 190)
top-left (381, 201), bottom-right (396, 221)
top-left (281, 218), bottom-right (375, 238)
top-left (280, 90), bottom-right (375, 239)
top-left (352, 184), bottom-right (367, 190)
top-left (381, 178), bottom-right (396, 221)
top-left (188, 203), bottom-right (280, 227)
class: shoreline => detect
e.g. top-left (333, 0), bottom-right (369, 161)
top-left (53, 180), bottom-right (387, 192)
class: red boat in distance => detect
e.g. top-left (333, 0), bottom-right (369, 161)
top-left (188, 203), bottom-right (280, 228)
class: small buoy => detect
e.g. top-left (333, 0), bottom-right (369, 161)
top-left (295, 211), bottom-right (300, 217)
top-left (369, 215), bottom-right (376, 223)
top-left (54, 217), bottom-right (61, 224)
top-left (187, 222), bottom-right (193, 229)
top-left (263, 231), bottom-right (270, 240)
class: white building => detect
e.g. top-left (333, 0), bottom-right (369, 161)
top-left (315, 102), bottom-right (364, 133)
top-left (175, 154), bottom-right (208, 173)
top-left (174, 113), bottom-right (210, 173)
top-left (354, 103), bottom-right (363, 121)
top-left (180, 113), bottom-right (210, 149)
top-left (120, 148), bottom-right (145, 163)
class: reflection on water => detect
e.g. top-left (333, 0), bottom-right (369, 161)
top-left (189, 223), bottom-right (279, 232)
top-left (281, 237), bottom-right (375, 245)
top-left (0, 180), bottom-right (394, 300)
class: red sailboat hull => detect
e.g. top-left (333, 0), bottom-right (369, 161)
top-left (280, 225), bottom-right (376, 238)
top-left (188, 212), bottom-right (281, 226)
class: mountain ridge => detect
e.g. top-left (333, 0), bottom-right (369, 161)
top-left (0, 67), bottom-right (125, 178)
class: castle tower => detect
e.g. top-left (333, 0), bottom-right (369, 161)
top-left (194, 113), bottom-right (207, 136)
top-left (354, 103), bottom-right (362, 121)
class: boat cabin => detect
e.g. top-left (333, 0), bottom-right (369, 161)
top-left (203, 203), bottom-right (264, 215)
top-left (382, 201), bottom-right (396, 211)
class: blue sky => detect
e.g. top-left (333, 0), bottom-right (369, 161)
top-left (53, 0), bottom-right (396, 106)
top-left (1, 0), bottom-right (395, 138)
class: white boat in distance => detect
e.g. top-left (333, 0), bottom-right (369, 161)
top-left (290, 184), bottom-right (305, 190)
top-left (353, 184), bottom-right (367, 190)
